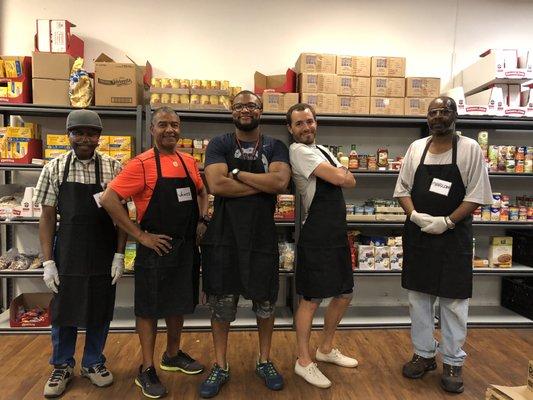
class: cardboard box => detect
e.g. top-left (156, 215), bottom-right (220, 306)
top-left (32, 78), bottom-right (69, 106)
top-left (32, 52), bottom-right (74, 80)
top-left (371, 56), bottom-right (406, 77)
top-left (336, 55), bottom-right (371, 76)
top-left (370, 97), bottom-right (404, 115)
top-left (390, 246), bottom-right (403, 270)
top-left (0, 56), bottom-right (32, 104)
top-left (371, 77), bottom-right (405, 97)
top-left (300, 93), bottom-right (337, 114)
top-left (405, 77), bottom-right (441, 98)
top-left (9, 292), bottom-right (52, 327)
top-left (98, 135), bottom-right (109, 151)
top-left (336, 96), bottom-right (370, 114)
top-left (109, 149), bottom-right (132, 164)
top-left (335, 76), bottom-right (370, 96)
top-left (109, 135), bottom-right (133, 151)
top-left (404, 98), bottom-right (434, 116)
top-left (6, 126), bottom-right (40, 140)
top-left (375, 246), bottom-right (390, 270)
top-left (2, 139), bottom-right (42, 164)
top-left (44, 148), bottom-right (68, 160)
top-left (295, 53), bottom-right (336, 74)
top-left (94, 53), bottom-right (151, 107)
top-left (486, 361), bottom-right (533, 399)
top-left (358, 245), bottom-right (375, 270)
top-left (35, 19), bottom-right (84, 58)
top-left (254, 69), bottom-right (296, 94)
top-left (462, 49), bottom-right (533, 96)
top-left (46, 134), bottom-right (70, 148)
top-left (488, 236), bottom-right (513, 268)
top-left (262, 92), bottom-right (299, 113)
top-left (465, 86), bottom-right (505, 116)
top-left (298, 73), bottom-right (336, 94)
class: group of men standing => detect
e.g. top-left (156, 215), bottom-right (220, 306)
top-left (35, 92), bottom-right (491, 398)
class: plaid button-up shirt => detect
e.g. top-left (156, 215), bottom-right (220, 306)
top-left (33, 150), bottom-right (122, 207)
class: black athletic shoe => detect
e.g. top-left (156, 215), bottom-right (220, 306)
top-left (160, 350), bottom-right (204, 374)
top-left (135, 365), bottom-right (167, 399)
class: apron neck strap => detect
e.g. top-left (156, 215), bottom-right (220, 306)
top-left (153, 147), bottom-right (193, 180)
top-left (316, 145), bottom-right (336, 167)
top-left (62, 152), bottom-right (73, 184)
top-left (420, 134), bottom-right (458, 165)
top-left (62, 152), bottom-right (102, 187)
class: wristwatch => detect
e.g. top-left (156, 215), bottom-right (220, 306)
top-left (231, 168), bottom-right (240, 181)
top-left (199, 215), bottom-right (210, 226)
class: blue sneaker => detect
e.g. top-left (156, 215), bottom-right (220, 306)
top-left (256, 360), bottom-right (284, 391)
top-left (199, 364), bottom-right (230, 398)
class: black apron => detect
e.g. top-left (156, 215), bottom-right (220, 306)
top-left (402, 135), bottom-right (473, 299)
top-left (201, 134), bottom-right (279, 303)
top-left (296, 146), bottom-right (354, 298)
top-left (134, 148), bottom-right (200, 318)
top-left (52, 152), bottom-right (117, 327)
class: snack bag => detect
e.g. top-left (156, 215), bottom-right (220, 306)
top-left (69, 58), bottom-right (93, 108)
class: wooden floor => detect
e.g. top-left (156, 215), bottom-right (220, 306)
top-left (1, 328), bottom-right (532, 400)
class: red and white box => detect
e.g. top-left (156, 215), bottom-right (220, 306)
top-left (35, 19), bottom-right (84, 58)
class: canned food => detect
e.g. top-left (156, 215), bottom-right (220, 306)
top-left (346, 204), bottom-right (355, 215)
top-left (363, 206), bottom-right (375, 215)
top-left (499, 206), bottom-right (509, 221)
top-left (367, 155), bottom-right (377, 170)
top-left (171, 79), bottom-right (180, 89)
top-left (209, 95), bottom-right (219, 105)
top-left (170, 94), bottom-right (179, 104)
top-left (528, 206), bottom-right (533, 220)
top-left (509, 206), bottom-right (519, 221)
top-left (151, 77), bottom-right (161, 88)
top-left (472, 207), bottom-right (482, 221)
top-left (191, 80), bottom-right (202, 89)
top-left (200, 95), bottom-right (210, 105)
top-left (160, 93), bottom-right (171, 103)
top-left (221, 80), bottom-right (230, 90)
top-left (490, 206), bottom-right (500, 221)
top-left (219, 96), bottom-right (231, 109)
top-left (481, 206), bottom-right (491, 221)
top-left (507, 146), bottom-right (516, 160)
top-left (488, 145), bottom-right (499, 172)
top-left (231, 86), bottom-right (242, 96)
top-left (150, 93), bottom-right (161, 104)
top-left (516, 146), bottom-right (526, 161)
top-left (202, 139), bottom-right (209, 148)
top-left (526, 158), bottom-right (533, 174)
top-left (515, 160), bottom-right (525, 173)
top-left (505, 158), bottom-right (515, 173)
top-left (492, 193), bottom-right (501, 207)
top-left (190, 95), bottom-right (200, 105)
top-left (497, 146), bottom-right (507, 171)
top-left (519, 206), bottom-right (527, 221)
top-left (358, 154), bottom-right (368, 169)
top-left (201, 80), bottom-right (210, 89)
top-left (161, 78), bottom-right (171, 88)
top-left (501, 195), bottom-right (510, 207)
top-left (180, 79), bottom-right (190, 89)
top-left (355, 206), bottom-right (365, 215)
top-left (180, 94), bottom-right (190, 104)
top-left (210, 80), bottom-right (221, 90)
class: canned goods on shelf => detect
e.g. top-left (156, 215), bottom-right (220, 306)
top-left (171, 79), bottom-right (180, 89)
top-left (151, 78), bottom-right (161, 88)
top-left (160, 93), bottom-right (171, 104)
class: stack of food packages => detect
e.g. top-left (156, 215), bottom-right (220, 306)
top-left (348, 231), bottom-right (403, 271)
top-left (149, 78), bottom-right (242, 111)
top-left (177, 137), bottom-right (209, 168)
top-left (274, 194), bottom-right (295, 220)
top-left (0, 123), bottom-right (42, 163)
top-left (14, 304), bottom-right (48, 325)
top-left (279, 242), bottom-right (295, 271)
top-left (0, 248), bottom-right (42, 271)
top-left (477, 131), bottom-right (533, 173)
top-left (473, 236), bottom-right (514, 269)
top-left (346, 199), bottom-right (405, 221)
top-left (473, 193), bottom-right (533, 222)
top-left (44, 134), bottom-right (133, 165)
top-left (321, 143), bottom-right (404, 170)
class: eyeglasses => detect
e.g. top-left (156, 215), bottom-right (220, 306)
top-left (428, 108), bottom-right (454, 118)
top-left (232, 103), bottom-right (261, 112)
top-left (69, 130), bottom-right (100, 139)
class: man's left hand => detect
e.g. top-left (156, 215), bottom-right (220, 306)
top-left (421, 216), bottom-right (449, 235)
top-left (196, 222), bottom-right (207, 245)
top-left (111, 253), bottom-right (125, 285)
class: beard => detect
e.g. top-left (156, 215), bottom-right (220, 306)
top-left (234, 116), bottom-right (260, 132)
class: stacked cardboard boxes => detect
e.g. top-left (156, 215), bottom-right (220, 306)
top-left (369, 57), bottom-right (406, 116)
top-left (254, 68), bottom-right (298, 113)
top-left (32, 52), bottom-right (74, 106)
top-left (404, 77), bottom-right (441, 116)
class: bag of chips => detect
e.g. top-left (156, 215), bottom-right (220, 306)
top-left (69, 58), bottom-right (93, 108)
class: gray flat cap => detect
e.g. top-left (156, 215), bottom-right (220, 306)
top-left (66, 109), bottom-right (103, 132)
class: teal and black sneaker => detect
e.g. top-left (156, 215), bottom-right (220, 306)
top-left (256, 360), bottom-right (284, 391)
top-left (198, 363), bottom-right (230, 398)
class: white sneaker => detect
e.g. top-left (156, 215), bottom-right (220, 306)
top-left (294, 360), bottom-right (332, 388)
top-left (316, 348), bottom-right (358, 368)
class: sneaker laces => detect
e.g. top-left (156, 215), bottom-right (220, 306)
top-left (145, 367), bottom-right (161, 385)
top-left (178, 350), bottom-right (195, 363)
top-left (307, 363), bottom-right (323, 379)
top-left (330, 349), bottom-right (342, 359)
top-left (206, 365), bottom-right (226, 384)
top-left (259, 361), bottom-right (278, 377)
top-left (49, 368), bottom-right (68, 384)
top-left (92, 364), bottom-right (109, 375)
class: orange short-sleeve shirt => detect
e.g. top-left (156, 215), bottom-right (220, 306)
top-left (108, 148), bottom-right (204, 222)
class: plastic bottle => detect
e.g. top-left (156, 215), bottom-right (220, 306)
top-left (348, 145), bottom-right (359, 169)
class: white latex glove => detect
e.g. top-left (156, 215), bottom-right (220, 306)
top-left (43, 260), bottom-right (59, 293)
top-left (111, 253), bottom-right (125, 285)
top-left (409, 210), bottom-right (433, 229)
top-left (421, 216), bottom-right (449, 235)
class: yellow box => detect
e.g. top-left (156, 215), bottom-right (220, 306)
top-left (44, 148), bottom-right (69, 160)
top-left (6, 126), bottom-right (40, 139)
top-left (23, 122), bottom-right (41, 137)
top-left (109, 135), bottom-right (133, 151)
top-left (8, 141), bottom-right (30, 159)
top-left (109, 150), bottom-right (132, 164)
top-left (0, 127), bottom-right (8, 158)
top-left (46, 134), bottom-right (70, 147)
top-left (98, 135), bottom-right (110, 151)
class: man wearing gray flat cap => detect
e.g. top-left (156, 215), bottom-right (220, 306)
top-left (34, 109), bottom-right (127, 398)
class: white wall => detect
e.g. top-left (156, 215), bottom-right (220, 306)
top-left (1, 0), bottom-right (533, 91)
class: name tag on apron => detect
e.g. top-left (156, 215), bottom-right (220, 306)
top-left (93, 191), bottom-right (103, 208)
top-left (176, 187), bottom-right (193, 202)
top-left (429, 178), bottom-right (452, 196)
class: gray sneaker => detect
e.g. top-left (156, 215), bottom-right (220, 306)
top-left (81, 364), bottom-right (114, 387)
top-left (160, 350), bottom-right (204, 374)
top-left (135, 365), bottom-right (167, 399)
top-left (44, 364), bottom-right (73, 398)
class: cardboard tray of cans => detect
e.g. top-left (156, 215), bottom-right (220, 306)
top-left (150, 102), bottom-right (190, 110)
top-left (189, 103), bottom-right (229, 111)
top-left (149, 87), bottom-right (190, 94)
top-left (190, 88), bottom-right (231, 96)
top-left (375, 206), bottom-right (405, 214)
top-left (346, 214), bottom-right (376, 221)
top-left (375, 214), bottom-right (406, 221)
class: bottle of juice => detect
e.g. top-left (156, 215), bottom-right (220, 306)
top-left (348, 144), bottom-right (359, 169)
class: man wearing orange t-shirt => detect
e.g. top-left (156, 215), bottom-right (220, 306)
top-left (101, 107), bottom-right (208, 399)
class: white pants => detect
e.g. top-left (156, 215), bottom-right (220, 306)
top-left (408, 290), bottom-right (469, 366)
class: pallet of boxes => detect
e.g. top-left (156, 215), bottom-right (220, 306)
top-left (486, 360), bottom-right (533, 400)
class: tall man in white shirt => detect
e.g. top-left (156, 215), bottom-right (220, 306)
top-left (393, 97), bottom-right (492, 393)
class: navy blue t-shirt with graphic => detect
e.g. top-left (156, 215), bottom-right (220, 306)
top-left (204, 133), bottom-right (289, 172)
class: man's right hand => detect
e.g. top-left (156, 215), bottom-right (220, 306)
top-left (43, 260), bottom-right (59, 293)
top-left (138, 231), bottom-right (173, 256)
top-left (409, 210), bottom-right (433, 229)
